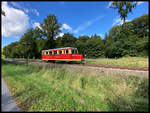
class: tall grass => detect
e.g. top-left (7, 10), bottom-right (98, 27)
top-left (2, 61), bottom-right (149, 111)
top-left (85, 57), bottom-right (148, 68)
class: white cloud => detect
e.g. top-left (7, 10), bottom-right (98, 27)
top-left (112, 16), bottom-right (131, 26)
top-left (61, 24), bottom-right (72, 31)
top-left (10, 2), bottom-right (39, 16)
top-left (98, 33), bottom-right (104, 38)
top-left (59, 16), bottom-right (104, 35)
top-left (107, 1), bottom-right (112, 8)
top-left (59, 16), bottom-right (103, 35)
top-left (11, 2), bottom-right (22, 8)
top-left (2, 2), bottom-right (29, 38)
top-left (58, 33), bottom-right (64, 37)
top-left (112, 17), bottom-right (123, 26)
top-left (32, 22), bottom-right (40, 29)
top-left (56, 33), bottom-right (64, 38)
top-left (137, 1), bottom-right (144, 5)
top-left (31, 9), bottom-right (39, 16)
top-left (24, 8), bottom-right (29, 13)
top-left (74, 15), bottom-right (103, 34)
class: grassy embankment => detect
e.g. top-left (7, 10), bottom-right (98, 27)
top-left (2, 60), bottom-right (148, 111)
top-left (85, 57), bottom-right (148, 68)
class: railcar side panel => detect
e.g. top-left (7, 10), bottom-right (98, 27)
top-left (42, 47), bottom-right (83, 61)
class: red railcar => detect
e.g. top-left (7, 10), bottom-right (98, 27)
top-left (41, 47), bottom-right (83, 62)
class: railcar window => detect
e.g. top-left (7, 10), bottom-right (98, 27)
top-left (59, 50), bottom-right (62, 54)
top-left (75, 50), bottom-right (77, 54)
top-left (54, 51), bottom-right (56, 55)
top-left (66, 50), bottom-right (68, 54)
top-left (49, 51), bottom-right (52, 55)
top-left (72, 50), bottom-right (74, 54)
top-left (72, 50), bottom-right (78, 54)
top-left (74, 50), bottom-right (76, 54)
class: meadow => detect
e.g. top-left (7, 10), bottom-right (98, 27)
top-left (2, 60), bottom-right (148, 111)
top-left (85, 57), bottom-right (148, 68)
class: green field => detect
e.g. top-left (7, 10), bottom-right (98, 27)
top-left (85, 57), bottom-right (148, 68)
top-left (2, 61), bottom-right (148, 111)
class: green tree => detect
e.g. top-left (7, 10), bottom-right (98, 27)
top-left (108, 25), bottom-right (120, 39)
top-left (3, 42), bottom-right (20, 58)
top-left (3, 46), bottom-right (11, 58)
top-left (56, 33), bottom-right (77, 47)
top-left (104, 33), bottom-right (109, 45)
top-left (110, 1), bottom-right (137, 24)
top-left (86, 35), bottom-right (105, 58)
top-left (39, 14), bottom-right (61, 49)
top-left (75, 35), bottom-right (90, 57)
top-left (132, 14), bottom-right (149, 38)
top-left (19, 28), bottom-right (39, 58)
top-left (78, 35), bottom-right (90, 42)
top-left (35, 39), bottom-right (47, 58)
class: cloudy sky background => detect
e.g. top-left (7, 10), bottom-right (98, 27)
top-left (2, 1), bottom-right (149, 47)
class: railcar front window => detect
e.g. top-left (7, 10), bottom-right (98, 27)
top-left (75, 50), bottom-right (77, 54)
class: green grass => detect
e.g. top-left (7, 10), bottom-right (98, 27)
top-left (2, 60), bottom-right (149, 111)
top-left (85, 57), bottom-right (148, 68)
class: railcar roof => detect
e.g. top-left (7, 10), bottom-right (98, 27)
top-left (42, 47), bottom-right (77, 51)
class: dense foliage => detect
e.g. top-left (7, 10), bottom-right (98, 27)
top-left (3, 14), bottom-right (149, 59)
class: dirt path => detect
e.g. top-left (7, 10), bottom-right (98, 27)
top-left (1, 78), bottom-right (20, 111)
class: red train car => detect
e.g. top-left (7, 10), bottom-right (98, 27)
top-left (41, 47), bottom-right (83, 62)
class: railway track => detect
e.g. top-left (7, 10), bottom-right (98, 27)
top-left (4, 58), bottom-right (148, 71)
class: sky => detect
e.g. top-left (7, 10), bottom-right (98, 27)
top-left (1, 1), bottom-right (149, 48)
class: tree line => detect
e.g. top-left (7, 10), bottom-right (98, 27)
top-left (2, 1), bottom-right (149, 59)
top-left (3, 13), bottom-right (148, 59)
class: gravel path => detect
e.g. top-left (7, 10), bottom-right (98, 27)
top-left (1, 78), bottom-right (20, 111)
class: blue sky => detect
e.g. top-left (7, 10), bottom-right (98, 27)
top-left (2, 1), bottom-right (149, 48)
